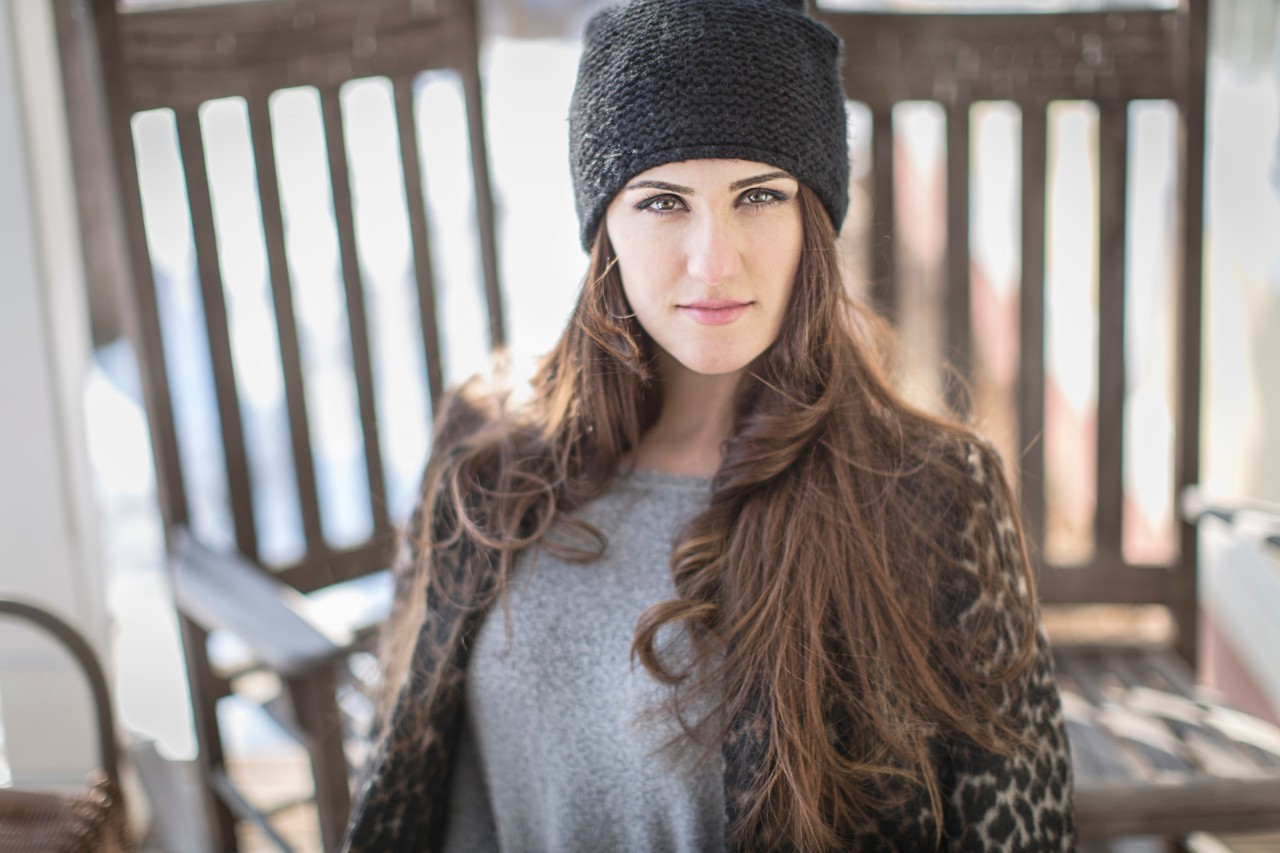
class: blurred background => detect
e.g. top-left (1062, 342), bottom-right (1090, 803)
top-left (1, 0), bottom-right (1278, 849)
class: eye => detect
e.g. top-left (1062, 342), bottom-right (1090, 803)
top-left (739, 187), bottom-right (788, 208)
top-left (636, 194), bottom-right (685, 214)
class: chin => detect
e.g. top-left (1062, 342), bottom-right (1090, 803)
top-left (690, 364), bottom-right (748, 377)
top-left (670, 350), bottom-right (757, 377)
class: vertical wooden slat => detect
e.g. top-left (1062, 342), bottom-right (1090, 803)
top-left (1095, 101), bottom-right (1129, 564)
top-left (460, 58), bottom-right (506, 350)
top-left (178, 618), bottom-right (239, 847)
top-left (391, 74), bottom-right (446, 409)
top-left (320, 86), bottom-right (390, 533)
top-left (247, 95), bottom-right (326, 560)
top-left (1019, 101), bottom-right (1050, 560)
top-left (100, 107), bottom-right (190, 534)
top-left (945, 102), bottom-right (973, 417)
top-left (1173, 0), bottom-right (1209, 669)
top-left (870, 104), bottom-right (897, 319)
top-left (175, 108), bottom-right (260, 563)
top-left (287, 671), bottom-right (348, 852)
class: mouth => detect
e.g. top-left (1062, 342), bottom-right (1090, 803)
top-left (677, 299), bottom-right (753, 326)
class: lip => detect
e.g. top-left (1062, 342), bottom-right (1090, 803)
top-left (678, 299), bottom-right (752, 326)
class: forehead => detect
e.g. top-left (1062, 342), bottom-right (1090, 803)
top-left (625, 158), bottom-right (796, 189)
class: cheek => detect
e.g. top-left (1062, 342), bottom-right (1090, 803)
top-left (606, 218), bottom-right (653, 305)
top-left (618, 266), bottom-right (667, 330)
top-left (614, 245), bottom-right (676, 314)
top-left (757, 221), bottom-right (803, 312)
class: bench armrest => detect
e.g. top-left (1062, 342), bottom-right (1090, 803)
top-left (172, 533), bottom-right (350, 677)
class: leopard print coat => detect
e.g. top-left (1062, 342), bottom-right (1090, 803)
top-left (343, 443), bottom-right (1076, 851)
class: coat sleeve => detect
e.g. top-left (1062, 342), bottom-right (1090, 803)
top-left (342, 675), bottom-right (444, 851)
top-left (937, 443), bottom-right (1076, 852)
top-left (342, 547), bottom-right (467, 852)
top-left (344, 389), bottom-right (497, 852)
top-left (343, 545), bottom-right (484, 852)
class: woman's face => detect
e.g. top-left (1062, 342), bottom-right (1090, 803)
top-left (604, 159), bottom-right (803, 378)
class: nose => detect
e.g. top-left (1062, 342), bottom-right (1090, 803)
top-left (685, 213), bottom-right (743, 286)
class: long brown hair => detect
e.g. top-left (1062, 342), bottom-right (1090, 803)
top-left (385, 183), bottom-right (1038, 850)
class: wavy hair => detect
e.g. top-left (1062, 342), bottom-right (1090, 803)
top-left (383, 184), bottom-right (1039, 850)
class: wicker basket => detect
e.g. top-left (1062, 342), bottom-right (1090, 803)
top-left (0, 597), bottom-right (131, 852)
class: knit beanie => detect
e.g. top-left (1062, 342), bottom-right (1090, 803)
top-left (569, 0), bottom-right (850, 250)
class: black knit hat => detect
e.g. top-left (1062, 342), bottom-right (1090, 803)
top-left (569, 0), bottom-right (850, 250)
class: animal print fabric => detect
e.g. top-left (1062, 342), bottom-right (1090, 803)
top-left (343, 442), bottom-right (1075, 851)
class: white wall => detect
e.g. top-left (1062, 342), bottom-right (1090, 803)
top-left (0, 0), bottom-right (110, 787)
top-left (1203, 6), bottom-right (1280, 507)
top-left (1200, 2), bottom-right (1280, 717)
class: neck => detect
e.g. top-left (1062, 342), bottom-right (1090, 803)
top-left (634, 353), bottom-right (741, 477)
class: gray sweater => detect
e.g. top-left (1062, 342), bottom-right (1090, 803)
top-left (443, 469), bottom-right (725, 853)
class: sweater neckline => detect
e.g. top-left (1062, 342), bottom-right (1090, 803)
top-left (620, 466), bottom-right (714, 492)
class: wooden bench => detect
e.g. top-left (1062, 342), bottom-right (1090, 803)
top-left (58, 0), bottom-right (505, 848)
top-left (815, 1), bottom-right (1280, 845)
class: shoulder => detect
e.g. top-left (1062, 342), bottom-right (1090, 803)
top-left (911, 435), bottom-right (1027, 583)
top-left (952, 438), bottom-right (1030, 599)
top-left (892, 433), bottom-right (1014, 557)
top-left (950, 438), bottom-right (1027, 588)
top-left (429, 378), bottom-right (514, 464)
top-left (904, 433), bottom-right (1010, 515)
top-left (405, 378), bottom-right (526, 527)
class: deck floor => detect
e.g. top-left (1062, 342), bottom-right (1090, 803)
top-left (132, 738), bottom-right (1280, 853)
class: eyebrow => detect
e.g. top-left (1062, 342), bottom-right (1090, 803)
top-left (623, 171), bottom-right (795, 194)
top-left (730, 171), bottom-right (793, 191)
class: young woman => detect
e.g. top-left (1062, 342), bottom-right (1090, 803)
top-left (344, 0), bottom-right (1076, 850)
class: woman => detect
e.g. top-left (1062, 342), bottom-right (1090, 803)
top-left (344, 0), bottom-right (1075, 849)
